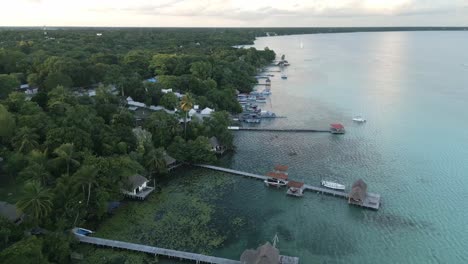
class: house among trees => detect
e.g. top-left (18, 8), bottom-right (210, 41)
top-left (0, 201), bottom-right (24, 225)
top-left (348, 179), bottom-right (368, 205)
top-left (164, 152), bottom-right (179, 171)
top-left (240, 242), bottom-right (280, 264)
top-left (209, 136), bottom-right (226, 155)
top-left (122, 174), bottom-right (154, 200)
top-left (201, 107), bottom-right (214, 116)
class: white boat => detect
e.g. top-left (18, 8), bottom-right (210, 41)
top-left (74, 227), bottom-right (94, 236)
top-left (260, 110), bottom-right (276, 118)
top-left (352, 116), bottom-right (366, 123)
top-left (321, 180), bottom-right (346, 191)
top-left (264, 178), bottom-right (288, 187)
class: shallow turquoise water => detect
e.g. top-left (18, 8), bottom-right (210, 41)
top-left (211, 32), bottom-right (468, 263)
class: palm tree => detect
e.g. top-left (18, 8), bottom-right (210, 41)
top-left (16, 181), bottom-right (53, 222)
top-left (180, 94), bottom-right (193, 139)
top-left (72, 165), bottom-right (98, 206)
top-left (19, 150), bottom-right (51, 185)
top-left (145, 148), bottom-right (167, 176)
top-left (12, 127), bottom-right (39, 154)
top-left (53, 143), bottom-right (80, 176)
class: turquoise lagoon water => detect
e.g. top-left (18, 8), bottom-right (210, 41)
top-left (141, 31), bottom-right (468, 264)
top-left (210, 32), bottom-right (468, 264)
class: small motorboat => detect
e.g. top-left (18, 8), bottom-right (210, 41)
top-left (352, 116), bottom-right (366, 123)
top-left (74, 227), bottom-right (94, 236)
top-left (256, 97), bottom-right (267, 103)
top-left (260, 110), bottom-right (276, 118)
top-left (264, 178), bottom-right (288, 187)
top-left (247, 95), bottom-right (257, 101)
top-left (281, 74), bottom-right (287, 79)
top-left (321, 180), bottom-right (346, 191)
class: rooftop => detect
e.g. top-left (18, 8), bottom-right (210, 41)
top-left (126, 174), bottom-right (148, 191)
top-left (266, 172), bottom-right (288, 180)
top-left (287, 181), bottom-right (304, 188)
top-left (330, 123), bottom-right (344, 129)
top-left (274, 165), bottom-right (288, 171)
top-left (0, 201), bottom-right (22, 223)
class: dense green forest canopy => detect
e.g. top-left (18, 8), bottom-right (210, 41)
top-left (0, 28), bottom-right (275, 263)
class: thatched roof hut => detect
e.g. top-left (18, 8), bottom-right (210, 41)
top-left (266, 172), bottom-right (288, 180)
top-left (163, 152), bottom-right (176, 167)
top-left (274, 165), bottom-right (288, 172)
top-left (240, 242), bottom-right (280, 264)
top-left (0, 201), bottom-right (23, 224)
top-left (349, 179), bottom-right (368, 203)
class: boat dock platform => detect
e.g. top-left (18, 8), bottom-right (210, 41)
top-left (228, 127), bottom-right (331, 133)
top-left (73, 229), bottom-right (299, 264)
top-left (196, 165), bottom-right (381, 210)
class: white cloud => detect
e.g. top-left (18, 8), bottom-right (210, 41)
top-left (1, 0), bottom-right (467, 26)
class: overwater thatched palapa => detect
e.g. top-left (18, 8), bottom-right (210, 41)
top-left (349, 179), bottom-right (368, 203)
top-left (240, 242), bottom-right (280, 264)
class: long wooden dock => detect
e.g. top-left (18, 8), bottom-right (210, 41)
top-left (196, 165), bottom-right (380, 210)
top-left (73, 229), bottom-right (299, 264)
top-left (74, 230), bottom-right (240, 264)
top-left (228, 127), bottom-right (331, 133)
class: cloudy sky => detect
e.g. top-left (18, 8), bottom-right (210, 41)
top-left (1, 0), bottom-right (467, 27)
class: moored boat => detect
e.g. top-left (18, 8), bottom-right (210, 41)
top-left (264, 178), bottom-right (288, 187)
top-left (260, 110), bottom-right (276, 118)
top-left (321, 180), bottom-right (346, 191)
top-left (265, 170), bottom-right (289, 187)
top-left (74, 227), bottom-right (94, 236)
top-left (281, 74), bottom-right (287, 79)
top-left (352, 116), bottom-right (366, 123)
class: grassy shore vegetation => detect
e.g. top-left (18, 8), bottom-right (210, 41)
top-left (0, 28), bottom-right (275, 263)
top-left (74, 169), bottom-right (241, 263)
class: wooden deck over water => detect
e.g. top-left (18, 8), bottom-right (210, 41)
top-left (196, 165), bottom-right (380, 210)
top-left (228, 127), bottom-right (331, 133)
top-left (73, 229), bottom-right (298, 264)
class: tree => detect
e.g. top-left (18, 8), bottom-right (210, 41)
top-left (52, 143), bottom-right (80, 176)
top-left (123, 50), bottom-right (152, 78)
top-left (167, 136), bottom-right (188, 162)
top-left (159, 92), bottom-right (178, 110)
top-left (143, 111), bottom-right (180, 148)
top-left (145, 147), bottom-right (167, 177)
top-left (0, 104), bottom-right (15, 138)
top-left (186, 136), bottom-right (216, 164)
top-left (42, 232), bottom-right (72, 263)
top-left (190, 61), bottom-right (212, 80)
top-left (0, 236), bottom-right (49, 264)
top-left (72, 165), bottom-right (98, 206)
top-left (27, 73), bottom-right (41, 87)
top-left (44, 72), bottom-right (73, 91)
top-left (16, 181), bottom-right (53, 222)
top-left (19, 150), bottom-right (51, 185)
top-left (0, 74), bottom-right (19, 99)
top-left (180, 94), bottom-right (194, 139)
top-left (12, 127), bottom-right (39, 154)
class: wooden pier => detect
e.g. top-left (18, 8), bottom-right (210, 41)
top-left (73, 229), bottom-right (298, 264)
top-left (228, 127), bottom-right (331, 133)
top-left (196, 165), bottom-right (381, 210)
